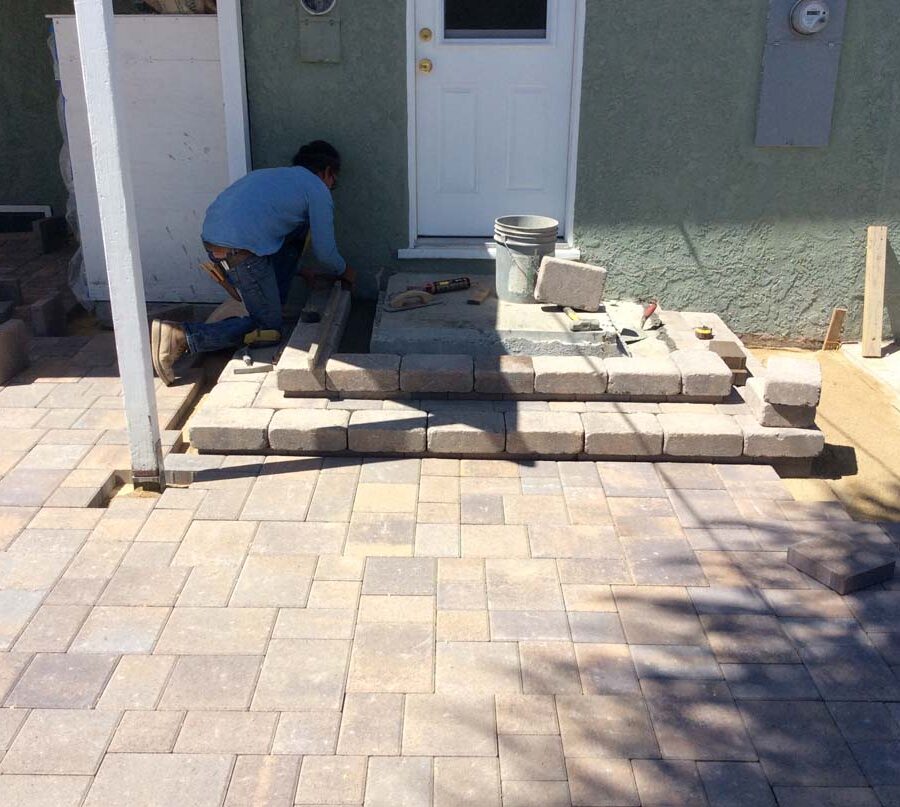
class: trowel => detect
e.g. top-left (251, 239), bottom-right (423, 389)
top-left (382, 289), bottom-right (445, 313)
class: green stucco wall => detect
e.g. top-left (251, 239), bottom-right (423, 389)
top-left (242, 0), bottom-right (900, 340)
top-left (575, 1), bottom-right (900, 341)
top-left (1, 0), bottom-right (138, 216)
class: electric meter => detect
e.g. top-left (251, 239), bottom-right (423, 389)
top-left (790, 0), bottom-right (831, 35)
top-left (300, 0), bottom-right (336, 15)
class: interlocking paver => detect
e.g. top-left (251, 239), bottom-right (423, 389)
top-left (336, 693), bottom-right (403, 756)
top-left (770, 786), bottom-right (882, 806)
top-left (739, 700), bottom-right (866, 786)
top-left (109, 709), bottom-right (183, 752)
top-left (158, 655), bottom-right (261, 710)
top-left (155, 606), bottom-right (274, 655)
top-left (436, 641), bottom-right (521, 693)
top-left (5, 652), bottom-right (117, 708)
top-left (486, 559), bottom-right (564, 611)
top-left (557, 695), bottom-right (659, 758)
top-left (697, 761), bottom-right (776, 807)
top-left (642, 679), bottom-right (756, 761)
top-left (566, 757), bottom-right (640, 806)
top-left (6, 391), bottom-right (900, 807)
top-left (575, 643), bottom-right (641, 695)
top-left (224, 755), bottom-right (300, 807)
top-left (71, 605), bottom-right (169, 653)
top-left (403, 694), bottom-right (497, 756)
top-left (0, 774), bottom-right (92, 807)
top-left (12, 603), bottom-right (90, 652)
top-left (632, 759), bottom-right (708, 806)
top-left (434, 757), bottom-right (501, 807)
top-left (253, 638), bottom-right (350, 710)
top-left (1, 709), bottom-right (119, 774)
top-left (499, 734), bottom-right (567, 781)
top-left (96, 654), bottom-right (174, 710)
top-left (83, 753), bottom-right (233, 807)
top-left (364, 756), bottom-right (432, 807)
top-left (347, 622), bottom-right (433, 693)
top-left (362, 556), bottom-right (435, 595)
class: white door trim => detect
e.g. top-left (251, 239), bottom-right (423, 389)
top-left (217, 1), bottom-right (252, 182)
top-left (403, 0), bottom-right (585, 258)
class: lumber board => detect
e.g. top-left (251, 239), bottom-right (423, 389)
top-left (822, 307), bottom-right (847, 350)
top-left (862, 225), bottom-right (888, 358)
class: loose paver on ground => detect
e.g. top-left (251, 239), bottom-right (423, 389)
top-left (0, 348), bottom-right (898, 803)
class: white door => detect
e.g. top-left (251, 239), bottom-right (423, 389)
top-left (415, 0), bottom-right (577, 237)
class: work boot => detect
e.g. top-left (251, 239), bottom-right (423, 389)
top-left (151, 320), bottom-right (187, 386)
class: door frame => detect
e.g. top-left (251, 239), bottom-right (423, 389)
top-left (402, 0), bottom-right (586, 259)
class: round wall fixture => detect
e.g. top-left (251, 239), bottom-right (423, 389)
top-left (790, 0), bottom-right (831, 35)
top-left (300, 0), bottom-right (336, 15)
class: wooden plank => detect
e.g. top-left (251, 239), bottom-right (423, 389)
top-left (73, 0), bottom-right (164, 491)
top-left (862, 225), bottom-right (888, 357)
top-left (822, 307), bottom-right (847, 350)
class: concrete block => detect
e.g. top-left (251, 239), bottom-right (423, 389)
top-left (188, 407), bottom-right (273, 453)
top-left (670, 350), bottom-right (733, 398)
top-left (763, 357), bottom-right (822, 407)
top-left (658, 413), bottom-right (744, 457)
top-left (788, 533), bottom-right (897, 595)
top-left (348, 410), bottom-right (427, 453)
top-left (533, 356), bottom-right (607, 396)
top-left (741, 377), bottom-right (816, 428)
top-left (0, 319), bottom-right (29, 384)
top-left (678, 312), bottom-right (749, 361)
top-left (204, 381), bottom-right (262, 409)
top-left (534, 257), bottom-right (607, 312)
top-left (582, 412), bottom-right (663, 456)
top-left (504, 411), bottom-right (584, 456)
top-left (268, 409), bottom-right (349, 453)
top-left (400, 354), bottom-right (473, 393)
top-left (326, 353), bottom-right (401, 393)
top-left (737, 415), bottom-right (825, 458)
top-left (29, 293), bottom-right (65, 337)
top-left (427, 410), bottom-right (506, 455)
top-left (474, 355), bottom-right (534, 394)
top-left (276, 318), bottom-right (327, 392)
top-left (606, 356), bottom-right (681, 397)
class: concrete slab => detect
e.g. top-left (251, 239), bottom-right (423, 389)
top-left (371, 273), bottom-right (623, 357)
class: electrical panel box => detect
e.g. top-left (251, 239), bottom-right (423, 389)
top-left (299, 16), bottom-right (341, 63)
top-left (755, 0), bottom-right (848, 147)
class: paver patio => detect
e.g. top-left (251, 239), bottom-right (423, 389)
top-left (1, 345), bottom-right (899, 805)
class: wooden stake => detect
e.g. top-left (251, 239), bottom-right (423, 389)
top-left (822, 307), bottom-right (847, 350)
top-left (862, 225), bottom-right (888, 358)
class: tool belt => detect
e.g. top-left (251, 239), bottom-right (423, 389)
top-left (203, 241), bottom-right (254, 270)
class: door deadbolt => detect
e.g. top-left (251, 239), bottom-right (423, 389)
top-left (419, 27), bottom-right (433, 42)
top-left (418, 58), bottom-right (433, 74)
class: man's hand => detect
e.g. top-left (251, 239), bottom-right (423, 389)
top-left (339, 265), bottom-right (356, 291)
top-left (299, 265), bottom-right (356, 292)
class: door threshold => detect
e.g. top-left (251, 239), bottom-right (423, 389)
top-left (398, 238), bottom-right (581, 261)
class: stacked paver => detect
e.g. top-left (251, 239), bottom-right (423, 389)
top-left (190, 303), bottom-right (825, 465)
top-left (735, 357), bottom-right (825, 459)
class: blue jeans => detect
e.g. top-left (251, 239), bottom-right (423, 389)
top-left (183, 229), bottom-right (306, 354)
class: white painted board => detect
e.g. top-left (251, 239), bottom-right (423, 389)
top-left (53, 15), bottom-right (229, 303)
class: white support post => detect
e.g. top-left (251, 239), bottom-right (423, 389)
top-left (217, 0), bottom-right (251, 182)
top-left (73, 0), bottom-right (165, 492)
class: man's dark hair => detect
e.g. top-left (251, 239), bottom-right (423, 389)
top-left (292, 140), bottom-right (341, 174)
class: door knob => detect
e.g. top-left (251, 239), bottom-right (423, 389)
top-left (419, 27), bottom-right (433, 42)
top-left (418, 58), bottom-right (433, 74)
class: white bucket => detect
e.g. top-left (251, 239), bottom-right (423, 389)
top-left (493, 215), bottom-right (558, 303)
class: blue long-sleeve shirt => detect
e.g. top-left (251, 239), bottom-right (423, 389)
top-left (202, 166), bottom-right (346, 275)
